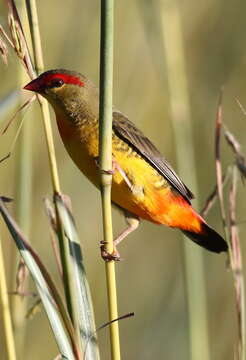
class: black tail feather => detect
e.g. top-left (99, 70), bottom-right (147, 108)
top-left (182, 223), bottom-right (228, 253)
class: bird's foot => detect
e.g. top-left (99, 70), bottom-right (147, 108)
top-left (94, 157), bottom-right (116, 175)
top-left (100, 241), bottom-right (121, 262)
top-left (94, 157), bottom-right (135, 191)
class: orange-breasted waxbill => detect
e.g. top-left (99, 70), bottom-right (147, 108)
top-left (24, 69), bottom-right (228, 258)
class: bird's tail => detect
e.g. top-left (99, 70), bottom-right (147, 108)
top-left (182, 222), bottom-right (228, 253)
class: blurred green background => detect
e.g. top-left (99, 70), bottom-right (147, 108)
top-left (0, 0), bottom-right (246, 359)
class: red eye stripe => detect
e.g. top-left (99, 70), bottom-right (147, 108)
top-left (42, 73), bottom-right (84, 87)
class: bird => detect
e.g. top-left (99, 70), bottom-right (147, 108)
top-left (24, 69), bottom-right (228, 259)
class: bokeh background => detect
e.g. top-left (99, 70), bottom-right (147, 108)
top-left (0, 0), bottom-right (246, 359)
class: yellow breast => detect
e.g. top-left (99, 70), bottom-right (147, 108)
top-left (56, 115), bottom-right (169, 222)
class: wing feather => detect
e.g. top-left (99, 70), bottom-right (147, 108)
top-left (113, 111), bottom-right (194, 203)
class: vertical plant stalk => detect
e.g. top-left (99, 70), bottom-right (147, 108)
top-left (159, 1), bottom-right (210, 360)
top-left (99, 1), bottom-right (121, 359)
top-left (228, 168), bottom-right (245, 360)
top-left (0, 236), bottom-right (17, 360)
top-left (25, 0), bottom-right (60, 190)
top-left (214, 93), bottom-right (230, 249)
top-left (25, 0), bottom-right (74, 324)
top-left (12, 2), bottom-right (31, 355)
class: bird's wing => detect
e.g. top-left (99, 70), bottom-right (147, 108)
top-left (112, 111), bottom-right (194, 203)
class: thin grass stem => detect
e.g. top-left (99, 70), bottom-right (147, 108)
top-left (11, 4), bottom-right (32, 354)
top-left (215, 91), bottom-right (230, 246)
top-left (99, 1), bottom-right (121, 359)
top-left (228, 168), bottom-right (245, 360)
top-left (25, 0), bottom-right (75, 325)
top-left (0, 237), bottom-right (17, 360)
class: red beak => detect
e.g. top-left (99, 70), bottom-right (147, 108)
top-left (23, 78), bottom-right (41, 92)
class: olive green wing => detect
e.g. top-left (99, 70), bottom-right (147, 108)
top-left (112, 111), bottom-right (194, 203)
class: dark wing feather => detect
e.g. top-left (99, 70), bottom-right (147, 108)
top-left (113, 111), bottom-right (194, 203)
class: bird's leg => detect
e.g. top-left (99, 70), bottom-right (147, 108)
top-left (94, 157), bottom-right (134, 191)
top-left (100, 210), bottom-right (140, 261)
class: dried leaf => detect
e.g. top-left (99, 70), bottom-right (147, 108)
top-left (0, 36), bottom-right (8, 64)
top-left (43, 198), bottom-right (62, 277)
top-left (215, 89), bottom-right (227, 227)
top-left (26, 298), bottom-right (41, 319)
top-left (0, 25), bottom-right (14, 49)
top-left (0, 152), bottom-right (11, 164)
top-left (228, 168), bottom-right (245, 359)
top-left (43, 197), bottom-right (57, 232)
top-left (1, 95), bottom-right (35, 135)
top-left (224, 129), bottom-right (241, 154)
top-left (0, 96), bottom-right (35, 164)
top-left (224, 128), bottom-right (246, 179)
top-left (16, 257), bottom-right (28, 295)
top-left (236, 155), bottom-right (246, 178)
top-left (236, 98), bottom-right (246, 116)
top-left (200, 167), bottom-right (231, 218)
top-left (6, 0), bottom-right (35, 78)
top-left (83, 312), bottom-right (134, 360)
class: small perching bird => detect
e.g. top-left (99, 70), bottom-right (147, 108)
top-left (24, 69), bottom-right (228, 259)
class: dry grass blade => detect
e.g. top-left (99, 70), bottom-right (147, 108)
top-left (0, 36), bottom-right (8, 64)
top-left (224, 128), bottom-right (241, 154)
top-left (0, 95), bottom-right (35, 164)
top-left (0, 25), bottom-right (15, 49)
top-left (0, 152), bottom-right (11, 164)
top-left (83, 313), bottom-right (134, 360)
top-left (44, 197), bottom-right (58, 232)
top-left (50, 232), bottom-right (63, 278)
top-left (236, 157), bottom-right (246, 179)
top-left (0, 113), bottom-right (25, 163)
top-left (0, 91), bottom-right (20, 125)
top-left (43, 198), bottom-right (63, 277)
top-left (200, 167), bottom-right (231, 218)
top-left (228, 168), bottom-right (245, 360)
top-left (15, 257), bottom-right (28, 296)
top-left (25, 298), bottom-right (41, 319)
top-left (5, 0), bottom-right (35, 77)
top-left (215, 89), bottom-right (229, 244)
top-left (224, 128), bottom-right (246, 178)
top-left (1, 95), bottom-right (35, 135)
top-left (236, 98), bottom-right (246, 116)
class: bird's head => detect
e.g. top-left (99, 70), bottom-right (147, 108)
top-left (24, 69), bottom-right (99, 119)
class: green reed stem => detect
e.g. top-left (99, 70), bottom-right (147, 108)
top-left (99, 1), bottom-right (121, 359)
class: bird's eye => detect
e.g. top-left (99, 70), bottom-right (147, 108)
top-left (49, 78), bottom-right (64, 88)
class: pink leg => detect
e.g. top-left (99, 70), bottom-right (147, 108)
top-left (101, 211), bottom-right (140, 261)
top-left (94, 157), bottom-right (134, 191)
